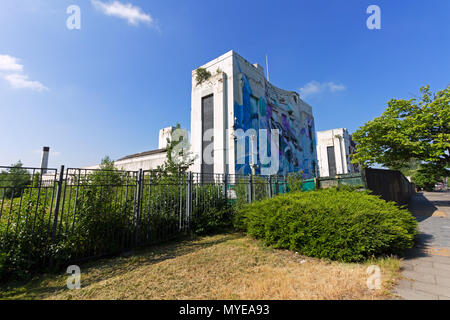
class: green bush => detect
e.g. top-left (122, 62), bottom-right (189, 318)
top-left (0, 180), bottom-right (74, 281)
top-left (0, 161), bottom-right (31, 199)
top-left (286, 171), bottom-right (303, 193)
top-left (191, 184), bottom-right (233, 235)
top-left (236, 188), bottom-right (418, 262)
top-left (0, 166), bottom-right (236, 281)
top-left (234, 176), bottom-right (270, 206)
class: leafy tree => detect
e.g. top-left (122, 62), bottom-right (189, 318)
top-left (0, 161), bottom-right (31, 198)
top-left (412, 163), bottom-right (449, 191)
top-left (393, 158), bottom-right (421, 178)
top-left (90, 156), bottom-right (123, 185)
top-left (352, 85), bottom-right (450, 170)
top-left (156, 124), bottom-right (195, 177)
top-left (99, 155), bottom-right (115, 170)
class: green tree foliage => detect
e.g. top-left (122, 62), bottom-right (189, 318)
top-left (155, 124), bottom-right (195, 177)
top-left (352, 85), bottom-right (450, 169)
top-left (191, 185), bottom-right (233, 235)
top-left (394, 158), bottom-right (421, 178)
top-left (0, 151), bottom-right (231, 281)
top-left (412, 163), bottom-right (449, 191)
top-left (286, 171), bottom-right (304, 193)
top-left (70, 157), bottom-right (134, 258)
top-left (0, 161), bottom-right (31, 198)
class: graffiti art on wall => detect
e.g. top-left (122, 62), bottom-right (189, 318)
top-left (233, 61), bottom-right (317, 178)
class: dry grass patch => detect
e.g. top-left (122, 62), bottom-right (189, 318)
top-left (0, 233), bottom-right (400, 300)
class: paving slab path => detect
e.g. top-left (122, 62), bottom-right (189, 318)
top-left (393, 191), bottom-right (450, 300)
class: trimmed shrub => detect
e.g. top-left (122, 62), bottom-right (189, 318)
top-left (235, 188), bottom-right (418, 262)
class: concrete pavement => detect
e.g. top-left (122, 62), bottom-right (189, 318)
top-left (393, 191), bottom-right (450, 300)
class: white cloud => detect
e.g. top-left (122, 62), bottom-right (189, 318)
top-left (299, 81), bottom-right (347, 98)
top-left (0, 54), bottom-right (49, 92)
top-left (92, 0), bottom-right (154, 26)
top-left (0, 55), bottom-right (24, 72)
top-left (328, 82), bottom-right (346, 93)
top-left (4, 73), bottom-right (49, 92)
top-left (299, 81), bottom-right (322, 97)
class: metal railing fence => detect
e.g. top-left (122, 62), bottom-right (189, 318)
top-left (0, 165), bottom-right (305, 269)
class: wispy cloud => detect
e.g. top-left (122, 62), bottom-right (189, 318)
top-left (0, 55), bottom-right (48, 92)
top-left (92, 0), bottom-right (154, 26)
top-left (299, 81), bottom-right (346, 98)
top-left (0, 55), bottom-right (24, 72)
top-left (4, 73), bottom-right (49, 92)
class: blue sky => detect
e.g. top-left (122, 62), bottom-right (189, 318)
top-left (1, 0), bottom-right (449, 168)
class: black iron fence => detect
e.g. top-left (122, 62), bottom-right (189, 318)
top-left (0, 164), bottom-right (416, 279)
top-left (1, 166), bottom-right (300, 275)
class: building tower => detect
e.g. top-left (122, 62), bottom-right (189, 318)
top-left (316, 128), bottom-right (360, 177)
top-left (40, 146), bottom-right (50, 174)
top-left (190, 50), bottom-right (317, 178)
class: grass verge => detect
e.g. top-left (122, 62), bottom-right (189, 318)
top-left (0, 233), bottom-right (401, 300)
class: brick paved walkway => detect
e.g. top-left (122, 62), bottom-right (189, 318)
top-left (393, 191), bottom-right (450, 300)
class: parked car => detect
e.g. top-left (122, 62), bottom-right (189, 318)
top-left (434, 182), bottom-right (445, 191)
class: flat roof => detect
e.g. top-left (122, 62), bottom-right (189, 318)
top-left (117, 148), bottom-right (166, 161)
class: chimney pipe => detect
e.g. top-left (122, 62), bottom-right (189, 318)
top-left (41, 146), bottom-right (50, 174)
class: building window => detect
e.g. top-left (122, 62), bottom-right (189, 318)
top-left (327, 146), bottom-right (337, 177)
top-left (201, 94), bottom-right (214, 176)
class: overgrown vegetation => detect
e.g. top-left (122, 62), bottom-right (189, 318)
top-left (0, 162), bottom-right (31, 198)
top-left (191, 191), bottom-right (233, 235)
top-left (352, 85), bottom-right (449, 169)
top-left (155, 123), bottom-right (195, 176)
top-left (352, 85), bottom-right (450, 189)
top-left (0, 128), bottom-right (418, 285)
top-left (235, 188), bottom-right (418, 262)
top-left (394, 159), bottom-right (449, 191)
top-left (286, 171), bottom-right (304, 193)
top-left (195, 67), bottom-right (212, 85)
top-left (412, 163), bottom-right (449, 191)
top-left (0, 135), bottom-right (226, 282)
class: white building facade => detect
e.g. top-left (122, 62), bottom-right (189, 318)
top-left (190, 51), bottom-right (317, 178)
top-left (316, 128), bottom-right (359, 177)
top-left (83, 127), bottom-right (174, 172)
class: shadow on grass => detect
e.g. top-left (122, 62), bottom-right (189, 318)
top-left (0, 231), bottom-right (243, 300)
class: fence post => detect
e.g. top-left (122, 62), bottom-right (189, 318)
top-left (223, 174), bottom-right (228, 200)
top-left (51, 165), bottom-right (64, 241)
top-left (275, 176), bottom-right (279, 196)
top-left (135, 169), bottom-right (143, 245)
top-left (186, 172), bottom-right (193, 231)
top-left (268, 175), bottom-right (273, 198)
top-left (283, 175), bottom-right (288, 194)
top-left (248, 174), bottom-right (253, 203)
top-left (362, 168), bottom-right (368, 189)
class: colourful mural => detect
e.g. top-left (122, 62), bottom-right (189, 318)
top-left (233, 62), bottom-right (317, 178)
